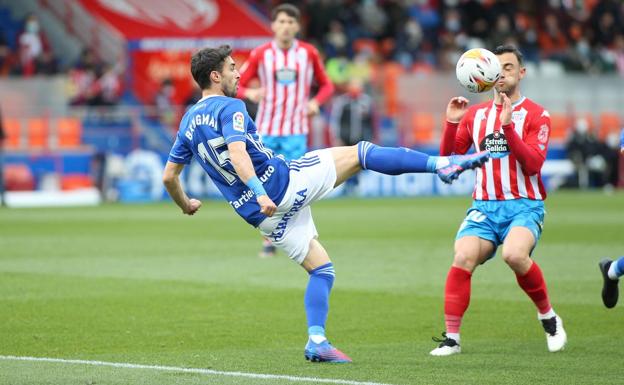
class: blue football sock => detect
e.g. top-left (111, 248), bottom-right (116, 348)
top-left (304, 263), bottom-right (335, 336)
top-left (358, 141), bottom-right (437, 175)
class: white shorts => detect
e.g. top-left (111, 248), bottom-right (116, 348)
top-left (258, 149), bottom-right (337, 264)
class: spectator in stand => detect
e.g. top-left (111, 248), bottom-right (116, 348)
top-left (154, 78), bottom-right (176, 126)
top-left (15, 13), bottom-right (50, 76)
top-left (88, 64), bottom-right (122, 106)
top-left (0, 27), bottom-right (11, 76)
top-left (537, 13), bottom-right (570, 63)
top-left (68, 49), bottom-right (100, 105)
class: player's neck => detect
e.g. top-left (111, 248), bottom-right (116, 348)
top-left (494, 91), bottom-right (522, 105)
top-left (202, 89), bottom-right (224, 99)
top-left (275, 38), bottom-right (294, 50)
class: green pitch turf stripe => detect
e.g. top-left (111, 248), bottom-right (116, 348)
top-left (0, 355), bottom-right (397, 385)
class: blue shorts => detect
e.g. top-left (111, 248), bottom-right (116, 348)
top-left (456, 199), bottom-right (545, 259)
top-left (262, 134), bottom-right (307, 161)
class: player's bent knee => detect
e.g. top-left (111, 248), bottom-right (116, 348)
top-left (501, 249), bottom-right (529, 267)
top-left (452, 250), bottom-right (480, 271)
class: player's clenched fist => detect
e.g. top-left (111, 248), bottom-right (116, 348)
top-left (257, 195), bottom-right (277, 217)
top-left (184, 198), bottom-right (202, 215)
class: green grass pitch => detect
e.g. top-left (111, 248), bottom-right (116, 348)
top-left (0, 190), bottom-right (622, 384)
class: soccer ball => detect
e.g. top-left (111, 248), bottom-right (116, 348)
top-left (455, 48), bottom-right (501, 93)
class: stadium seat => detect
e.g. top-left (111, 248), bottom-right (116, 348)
top-left (60, 174), bottom-right (94, 190)
top-left (56, 117), bottom-right (82, 148)
top-left (3, 163), bottom-right (35, 191)
top-left (27, 118), bottom-right (49, 149)
top-left (598, 112), bottom-right (620, 140)
top-left (548, 113), bottom-right (572, 141)
top-left (411, 112), bottom-right (436, 144)
top-left (3, 118), bottom-right (21, 148)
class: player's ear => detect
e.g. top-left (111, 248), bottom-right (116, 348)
top-left (210, 70), bottom-right (220, 84)
top-left (518, 65), bottom-right (526, 80)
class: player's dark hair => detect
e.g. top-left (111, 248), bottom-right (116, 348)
top-left (493, 44), bottom-right (524, 66)
top-left (271, 3), bottom-right (300, 22)
top-left (190, 45), bottom-right (232, 90)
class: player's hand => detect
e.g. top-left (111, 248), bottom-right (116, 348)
top-left (257, 195), bottom-right (277, 217)
top-left (306, 99), bottom-right (320, 116)
top-left (183, 198), bottom-right (202, 215)
top-left (446, 96), bottom-right (469, 123)
top-left (499, 92), bottom-right (512, 126)
top-left (245, 88), bottom-right (265, 103)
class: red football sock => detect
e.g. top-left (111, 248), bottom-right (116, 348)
top-left (516, 261), bottom-right (552, 314)
top-left (444, 266), bottom-right (472, 334)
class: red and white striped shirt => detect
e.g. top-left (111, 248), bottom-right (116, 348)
top-left (440, 96), bottom-right (551, 200)
top-left (237, 40), bottom-right (334, 137)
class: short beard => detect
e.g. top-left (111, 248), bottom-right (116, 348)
top-left (223, 84), bottom-right (236, 98)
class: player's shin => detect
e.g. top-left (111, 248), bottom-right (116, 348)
top-left (515, 261), bottom-right (552, 315)
top-left (357, 141), bottom-right (432, 175)
top-left (304, 262), bottom-right (335, 342)
top-left (444, 266), bottom-right (472, 342)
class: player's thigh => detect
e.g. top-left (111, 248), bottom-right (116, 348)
top-left (454, 236), bottom-right (494, 271)
top-left (501, 226), bottom-right (535, 259)
top-left (301, 239), bottom-right (331, 272)
top-left (328, 145), bottom-right (361, 187)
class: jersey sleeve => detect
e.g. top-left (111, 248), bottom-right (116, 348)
top-left (309, 46), bottom-right (334, 105)
top-left (220, 98), bottom-right (249, 144)
top-left (440, 113), bottom-right (473, 155)
top-left (502, 109), bottom-right (550, 175)
top-left (168, 133), bottom-right (193, 164)
top-left (236, 48), bottom-right (260, 99)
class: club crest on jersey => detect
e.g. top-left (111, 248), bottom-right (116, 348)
top-left (480, 131), bottom-right (509, 153)
top-left (275, 68), bottom-right (297, 85)
top-left (233, 112), bottom-right (245, 132)
top-left (538, 124), bottom-right (549, 143)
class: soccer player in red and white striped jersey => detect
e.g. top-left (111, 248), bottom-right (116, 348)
top-left (237, 3), bottom-right (334, 151)
top-left (237, 3), bottom-right (334, 258)
top-left (430, 45), bottom-right (567, 356)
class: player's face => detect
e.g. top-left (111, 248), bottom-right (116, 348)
top-left (271, 12), bottom-right (299, 44)
top-left (494, 52), bottom-right (525, 94)
top-left (219, 56), bottom-right (240, 97)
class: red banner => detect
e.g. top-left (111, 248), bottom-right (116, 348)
top-left (78, 0), bottom-right (270, 38)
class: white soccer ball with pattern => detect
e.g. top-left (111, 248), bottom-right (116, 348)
top-left (455, 48), bottom-right (501, 93)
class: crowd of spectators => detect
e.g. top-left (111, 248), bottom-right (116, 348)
top-left (0, 13), bottom-right (122, 106)
top-left (248, 0), bottom-right (624, 76)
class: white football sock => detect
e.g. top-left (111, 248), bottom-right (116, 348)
top-left (309, 335), bottom-right (327, 344)
top-left (446, 332), bottom-right (460, 343)
top-left (538, 308), bottom-right (556, 320)
top-left (608, 262), bottom-right (620, 280)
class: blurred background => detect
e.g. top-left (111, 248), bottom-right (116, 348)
top-left (0, 0), bottom-right (623, 208)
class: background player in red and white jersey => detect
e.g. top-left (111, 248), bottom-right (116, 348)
top-left (430, 44), bottom-right (567, 356)
top-left (237, 3), bottom-right (334, 258)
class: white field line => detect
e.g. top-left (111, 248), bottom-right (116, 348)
top-left (0, 355), bottom-right (398, 385)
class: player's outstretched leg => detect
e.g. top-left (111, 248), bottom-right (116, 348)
top-left (356, 141), bottom-right (490, 184)
top-left (303, 262), bottom-right (352, 363)
top-left (599, 258), bottom-right (621, 308)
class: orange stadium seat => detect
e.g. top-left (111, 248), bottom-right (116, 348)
top-left (548, 113), bottom-right (572, 141)
top-left (598, 112), bottom-right (620, 140)
top-left (3, 118), bottom-right (22, 148)
top-left (411, 113), bottom-right (436, 144)
top-left (56, 117), bottom-right (82, 148)
top-left (27, 118), bottom-right (49, 149)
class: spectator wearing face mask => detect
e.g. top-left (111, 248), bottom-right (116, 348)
top-left (15, 13), bottom-right (51, 76)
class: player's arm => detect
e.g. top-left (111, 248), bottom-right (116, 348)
top-left (163, 161), bottom-right (202, 215)
top-left (307, 46), bottom-right (335, 115)
top-left (236, 49), bottom-right (264, 103)
top-left (221, 100), bottom-right (276, 216)
top-left (227, 141), bottom-right (276, 217)
top-left (440, 97), bottom-right (472, 155)
top-left (499, 93), bottom-right (547, 175)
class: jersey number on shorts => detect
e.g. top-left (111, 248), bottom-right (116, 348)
top-left (459, 210), bottom-right (487, 232)
top-left (197, 137), bottom-right (237, 185)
